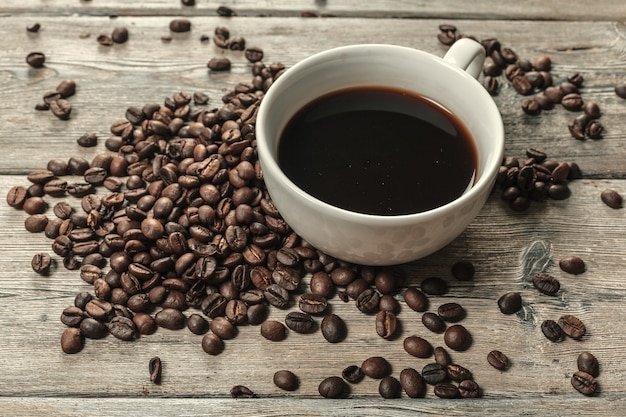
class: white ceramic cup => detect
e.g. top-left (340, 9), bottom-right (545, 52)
top-left (256, 39), bottom-right (504, 265)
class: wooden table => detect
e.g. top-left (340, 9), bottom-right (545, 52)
top-left (2, 1), bottom-right (626, 415)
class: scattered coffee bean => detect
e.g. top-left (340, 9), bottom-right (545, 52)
top-left (422, 312), bottom-right (446, 333)
top-left (149, 356), bottom-right (162, 384)
top-left (61, 327), bottom-right (83, 354)
top-left (571, 371), bottom-right (597, 396)
top-left (321, 313), bottom-right (347, 343)
top-left (498, 292), bottom-right (522, 314)
top-left (615, 82), bottom-right (626, 99)
top-left (437, 302), bottom-right (465, 322)
top-left (77, 133), bottom-right (98, 148)
top-left (26, 52), bottom-right (46, 68)
top-left (421, 363), bottom-right (447, 385)
top-left (260, 320), bottom-right (286, 341)
top-left (26, 23), bottom-right (41, 33)
top-left (49, 99), bottom-right (72, 120)
top-left (444, 324), bottom-right (471, 351)
top-left (375, 310), bottom-right (397, 339)
top-left (403, 287), bottom-right (428, 312)
top-left (558, 314), bottom-right (586, 340)
top-left (201, 333), bottom-right (224, 355)
top-left (577, 352), bottom-right (599, 377)
top-left (404, 335), bottom-right (433, 358)
top-left (361, 356), bottom-right (391, 379)
top-left (451, 261), bottom-right (475, 281)
top-left (541, 319), bottom-right (564, 342)
top-left (559, 255), bottom-right (586, 275)
top-left (230, 385), bottom-right (256, 398)
top-left (170, 18), bottom-right (191, 33)
top-left (273, 370), bottom-right (299, 391)
top-left (217, 6), bottom-right (236, 16)
top-left (207, 57), bottom-right (231, 71)
top-left (600, 189), bottom-right (622, 209)
top-left (532, 273), bottom-right (560, 296)
top-left (420, 277), bottom-right (448, 295)
top-left (487, 350), bottom-right (509, 370)
top-left (111, 27), bottom-right (129, 44)
top-left (379, 376), bottom-right (402, 398)
top-left (97, 34), bottom-right (113, 46)
top-left (342, 365), bottom-right (364, 383)
top-left (434, 383), bottom-right (461, 399)
top-left (447, 364), bottom-right (472, 382)
top-left (318, 376), bottom-right (348, 398)
top-left (285, 311), bottom-right (315, 334)
top-left (399, 368), bottom-right (425, 398)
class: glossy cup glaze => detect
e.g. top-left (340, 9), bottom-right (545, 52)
top-left (256, 39), bottom-right (504, 265)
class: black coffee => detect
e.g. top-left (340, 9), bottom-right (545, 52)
top-left (278, 86), bottom-right (478, 215)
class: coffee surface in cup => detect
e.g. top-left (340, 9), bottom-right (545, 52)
top-left (278, 86), bottom-right (478, 215)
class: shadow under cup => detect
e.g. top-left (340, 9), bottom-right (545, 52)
top-left (256, 44), bottom-right (505, 265)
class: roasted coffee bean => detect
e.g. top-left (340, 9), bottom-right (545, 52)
top-left (399, 368), bottom-right (425, 398)
top-left (422, 312), bottom-right (446, 333)
top-left (378, 376), bottom-right (402, 398)
top-left (375, 310), bottom-right (397, 339)
top-left (437, 302), bottom-right (465, 322)
top-left (420, 277), bottom-right (447, 295)
top-left (403, 335), bottom-right (433, 358)
top-left (23, 196), bottom-right (47, 215)
top-left (421, 363), bottom-right (447, 385)
top-left (26, 52), bottom-right (46, 68)
top-left (225, 299), bottom-right (247, 324)
top-left (559, 255), bottom-right (586, 275)
top-left (201, 332), bottom-right (224, 355)
top-left (434, 346), bottom-right (451, 367)
top-left (459, 379), bottom-right (480, 398)
top-left (558, 314), bottom-right (586, 340)
top-left (245, 46), bottom-right (264, 63)
top-left (147, 356), bottom-right (162, 384)
top-left (285, 311), bottom-right (315, 334)
top-left (230, 385), bottom-right (256, 398)
top-left (154, 308), bottom-right (186, 330)
top-left (111, 27), bottom-right (129, 44)
top-left (26, 23), bottom-right (41, 32)
top-left (49, 99), bottom-right (72, 120)
top-left (577, 352), bottom-right (599, 377)
top-left (378, 294), bottom-right (400, 313)
top-left (330, 266), bottom-right (356, 286)
top-left (246, 303), bottom-right (267, 325)
top-left (6, 185), bottom-right (28, 208)
top-left (108, 316), bottom-right (137, 341)
top-left (318, 376), bottom-right (348, 399)
top-left (97, 34), bottom-right (113, 46)
top-left (561, 93), bottom-right (583, 111)
top-left (208, 57), bottom-right (231, 71)
top-left (208, 316), bottom-right (235, 340)
top-left (61, 327), bottom-right (83, 354)
top-left (451, 261), bottom-right (474, 281)
top-left (434, 383), bottom-right (460, 399)
top-left (444, 324), bottom-right (471, 351)
top-left (541, 319), bottom-right (564, 342)
top-left (355, 288), bottom-right (380, 314)
top-left (77, 133), bottom-right (98, 148)
top-left (60, 306), bottom-right (85, 327)
top-left (169, 18), bottom-right (191, 32)
top-left (497, 292), bottom-right (522, 315)
top-left (532, 273), bottom-right (560, 295)
top-left (447, 364), bottom-right (472, 382)
top-left (571, 371), bottom-right (597, 396)
top-left (85, 299), bottom-right (112, 321)
top-left (404, 287), bottom-right (428, 312)
top-left (260, 320), bottom-right (287, 341)
top-left (487, 350), bottom-right (509, 370)
top-left (273, 265), bottom-right (301, 291)
top-left (186, 313), bottom-right (209, 335)
top-left (79, 317), bottom-right (108, 339)
top-left (273, 370), bottom-right (299, 391)
top-left (361, 356), bottom-right (391, 379)
top-left (299, 293), bottom-right (328, 314)
top-left (513, 76), bottom-right (534, 95)
top-left (600, 189), bottom-right (622, 208)
top-left (522, 98), bottom-right (541, 115)
top-left (342, 365), bottom-right (364, 383)
top-left (264, 284), bottom-right (289, 308)
top-left (133, 312), bottom-right (157, 335)
top-left (25, 214), bottom-right (48, 233)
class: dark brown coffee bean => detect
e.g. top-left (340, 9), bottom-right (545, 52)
top-left (434, 383), bottom-right (460, 399)
top-left (558, 314), bottom-right (586, 340)
top-left (169, 18), bottom-right (191, 32)
top-left (201, 333), bottom-right (224, 355)
top-left (532, 273), bottom-right (560, 295)
top-left (133, 312), bottom-right (157, 335)
top-left (342, 365), bottom-right (364, 383)
top-left (26, 52), bottom-right (46, 68)
top-left (26, 23), bottom-right (41, 32)
top-left (49, 99), bottom-right (72, 120)
top-left (210, 316), bottom-right (237, 340)
top-left (615, 82), bottom-right (626, 99)
top-left (444, 324), bottom-right (471, 351)
top-left (571, 371), bottom-right (597, 396)
top-left (285, 311), bottom-right (315, 334)
top-left (77, 133), bottom-right (97, 148)
top-left (451, 261), bottom-right (475, 281)
top-left (61, 327), bottom-right (83, 354)
top-left (264, 283), bottom-right (289, 308)
top-left (487, 350), bottom-right (509, 370)
top-left (111, 27), bottom-right (129, 43)
top-left (447, 364), bottom-right (472, 382)
top-left (330, 266), bottom-right (356, 286)
top-left (421, 363), bottom-right (447, 385)
top-left (403, 335), bottom-right (433, 358)
top-left (522, 98), bottom-right (541, 115)
top-left (25, 214), bottom-right (48, 233)
top-left (60, 306), bottom-right (84, 327)
top-left (601, 189), bottom-right (622, 208)
top-left (375, 310), bottom-right (397, 339)
top-left (148, 357), bottom-right (162, 384)
top-left (299, 293), bottom-right (328, 314)
top-left (498, 292), bottom-right (522, 314)
top-left (577, 352), bottom-right (599, 377)
top-left (434, 346), bottom-right (451, 367)
top-left (260, 320), bottom-right (286, 341)
top-left (361, 356), bottom-right (391, 379)
top-left (244, 46), bottom-right (264, 63)
top-left (379, 376), bottom-right (402, 399)
top-left (422, 312), bottom-right (446, 333)
top-left (559, 255), bottom-right (586, 275)
top-left (230, 385), bottom-right (256, 398)
top-left (208, 57), bottom-right (231, 71)
top-left (541, 319), bottom-right (564, 342)
top-left (561, 93), bottom-right (583, 111)
top-left (420, 277), bottom-right (447, 295)
top-left (273, 370), bottom-right (299, 391)
top-left (403, 286), bottom-right (428, 312)
top-left (186, 313), bottom-right (209, 335)
top-left (80, 317), bottom-right (108, 339)
top-left (155, 308), bottom-right (186, 330)
top-left (459, 379), bottom-right (480, 398)
top-left (355, 288), bottom-right (380, 314)
top-left (108, 316), bottom-right (137, 341)
top-left (6, 185), bottom-right (27, 208)
top-left (437, 302), bottom-right (466, 322)
top-left (399, 368), bottom-right (425, 398)
top-left (318, 376), bottom-right (348, 398)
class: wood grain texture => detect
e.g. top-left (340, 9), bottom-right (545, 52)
top-left (2, 2), bottom-right (626, 415)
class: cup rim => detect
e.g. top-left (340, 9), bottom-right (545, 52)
top-left (256, 43), bottom-right (505, 226)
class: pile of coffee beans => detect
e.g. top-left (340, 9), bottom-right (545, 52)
top-left (494, 148), bottom-right (582, 211)
top-left (437, 25), bottom-right (605, 140)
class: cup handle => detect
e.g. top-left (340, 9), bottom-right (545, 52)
top-left (442, 38), bottom-right (486, 80)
